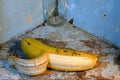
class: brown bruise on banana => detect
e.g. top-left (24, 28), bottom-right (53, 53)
top-left (55, 48), bottom-right (97, 57)
top-left (24, 39), bottom-right (31, 45)
top-left (55, 48), bottom-right (81, 56)
top-left (72, 50), bottom-right (81, 56)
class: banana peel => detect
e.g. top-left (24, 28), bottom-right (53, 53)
top-left (8, 53), bottom-right (48, 75)
top-left (21, 38), bottom-right (98, 71)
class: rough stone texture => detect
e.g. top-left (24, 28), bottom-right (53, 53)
top-left (0, 22), bottom-right (120, 80)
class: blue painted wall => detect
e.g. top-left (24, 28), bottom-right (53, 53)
top-left (0, 0), bottom-right (43, 43)
top-left (67, 0), bottom-right (120, 48)
top-left (0, 0), bottom-right (120, 48)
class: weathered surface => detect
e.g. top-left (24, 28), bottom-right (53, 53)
top-left (67, 0), bottom-right (120, 48)
top-left (0, 0), bottom-right (43, 43)
top-left (0, 22), bottom-right (120, 80)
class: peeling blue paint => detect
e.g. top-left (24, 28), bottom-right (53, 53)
top-left (67, 0), bottom-right (120, 48)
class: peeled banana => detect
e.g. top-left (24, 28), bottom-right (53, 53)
top-left (21, 38), bottom-right (98, 71)
top-left (8, 53), bottom-right (48, 75)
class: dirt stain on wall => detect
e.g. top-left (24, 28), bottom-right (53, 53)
top-left (25, 14), bottom-right (32, 23)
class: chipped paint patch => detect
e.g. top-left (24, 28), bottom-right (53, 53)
top-left (115, 27), bottom-right (120, 32)
top-left (25, 14), bottom-right (32, 23)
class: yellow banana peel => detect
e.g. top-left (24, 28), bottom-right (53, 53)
top-left (8, 53), bottom-right (48, 75)
top-left (20, 38), bottom-right (98, 71)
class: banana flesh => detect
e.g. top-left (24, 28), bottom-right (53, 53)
top-left (21, 38), bottom-right (98, 71)
top-left (8, 53), bottom-right (48, 75)
top-left (48, 53), bottom-right (98, 71)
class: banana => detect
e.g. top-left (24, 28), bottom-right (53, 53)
top-left (47, 52), bottom-right (97, 71)
top-left (21, 38), bottom-right (98, 71)
top-left (8, 53), bottom-right (48, 75)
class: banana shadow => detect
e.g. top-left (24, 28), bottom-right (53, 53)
top-left (114, 50), bottom-right (120, 69)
